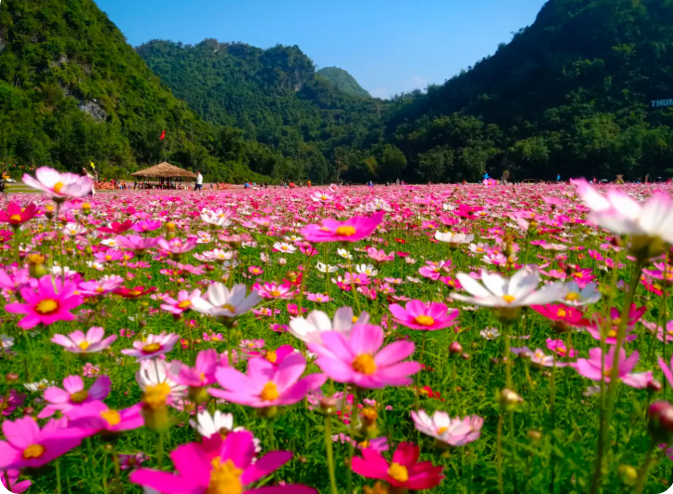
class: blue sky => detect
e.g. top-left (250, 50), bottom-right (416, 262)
top-left (97, 0), bottom-right (548, 98)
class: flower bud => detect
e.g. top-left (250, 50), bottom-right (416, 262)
top-left (188, 386), bottom-right (209, 404)
top-left (23, 406), bottom-right (34, 416)
top-left (449, 342), bottom-right (463, 355)
top-left (285, 271), bottom-right (299, 283)
top-left (320, 396), bottom-right (338, 414)
top-left (527, 430), bottom-right (542, 441)
top-left (5, 373), bottom-right (18, 384)
top-left (460, 352), bottom-right (471, 361)
top-left (498, 388), bottom-right (524, 410)
top-left (648, 401), bottom-right (673, 443)
top-left (648, 379), bottom-right (663, 393)
top-left (617, 465), bottom-right (638, 486)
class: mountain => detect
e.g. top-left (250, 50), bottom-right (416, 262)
top-left (381, 0), bottom-right (673, 182)
top-left (0, 0), bottom-right (269, 182)
top-left (137, 39), bottom-right (386, 182)
top-left (317, 67), bottom-right (371, 98)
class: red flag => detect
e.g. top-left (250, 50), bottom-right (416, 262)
top-left (160, 130), bottom-right (166, 140)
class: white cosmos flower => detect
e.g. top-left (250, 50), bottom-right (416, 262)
top-left (355, 264), bottom-right (378, 276)
top-left (24, 379), bottom-right (56, 392)
top-left (273, 242), bottom-right (296, 254)
top-left (0, 335), bottom-right (14, 349)
top-left (316, 262), bottom-right (338, 273)
top-left (480, 328), bottom-right (501, 340)
top-left (435, 231), bottom-right (475, 244)
top-left (136, 359), bottom-right (186, 399)
top-left (561, 281), bottom-right (601, 306)
top-left (189, 410), bottom-right (234, 437)
top-left (63, 223), bottom-right (88, 237)
top-left (289, 307), bottom-right (370, 345)
top-left (337, 248), bottom-right (353, 260)
top-left (469, 243), bottom-right (490, 254)
top-left (201, 208), bottom-right (233, 227)
top-left (452, 269), bottom-right (565, 308)
top-left (191, 283), bottom-right (261, 318)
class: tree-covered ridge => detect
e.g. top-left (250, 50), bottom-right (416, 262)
top-left (0, 0), bottom-right (273, 182)
top-left (316, 67), bottom-right (371, 98)
top-left (384, 0), bottom-right (673, 182)
top-left (136, 39), bottom-right (387, 183)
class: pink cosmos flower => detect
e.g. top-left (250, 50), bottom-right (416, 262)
top-left (367, 247), bottom-right (395, 262)
top-left (253, 281), bottom-right (295, 300)
top-left (511, 347), bottom-right (568, 368)
top-left (388, 300), bottom-right (459, 331)
top-left (0, 469), bottom-right (31, 493)
top-left (572, 347), bottom-right (651, 388)
top-left (0, 202), bottom-right (38, 228)
top-left (121, 333), bottom-right (179, 361)
top-left (546, 338), bottom-right (577, 358)
top-left (171, 349), bottom-right (219, 388)
top-left (160, 289), bottom-right (202, 315)
top-left (300, 212), bottom-right (384, 243)
top-left (66, 401), bottom-right (144, 437)
top-left (0, 416), bottom-right (84, 470)
top-left (246, 345), bottom-right (295, 368)
top-left (22, 167), bottom-right (92, 199)
top-left (115, 235), bottom-right (159, 252)
top-left (308, 323), bottom-right (421, 389)
top-left (570, 268), bottom-right (596, 288)
top-left (94, 250), bottom-right (124, 263)
top-left (77, 276), bottom-right (125, 296)
top-left (418, 260), bottom-right (452, 281)
top-left (210, 352), bottom-right (326, 408)
top-left (131, 220), bottom-right (162, 233)
top-left (51, 326), bottom-right (117, 354)
top-left (38, 375), bottom-right (111, 418)
top-left (0, 268), bottom-right (30, 293)
top-left (157, 237), bottom-right (198, 256)
top-left (411, 410), bottom-right (483, 446)
top-left (644, 320), bottom-right (673, 343)
top-left (130, 431), bottom-right (315, 494)
top-left (98, 220), bottom-right (134, 234)
top-left (585, 304), bottom-right (646, 345)
top-left (351, 442), bottom-right (444, 491)
top-left (5, 275), bottom-right (83, 329)
top-left (0, 390), bottom-right (25, 416)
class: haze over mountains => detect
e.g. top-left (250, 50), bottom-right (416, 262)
top-left (1, 0), bottom-right (673, 183)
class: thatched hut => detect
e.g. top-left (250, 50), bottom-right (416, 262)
top-left (131, 162), bottom-right (197, 189)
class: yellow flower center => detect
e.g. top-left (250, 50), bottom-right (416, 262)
top-left (35, 299), bottom-right (59, 314)
top-left (260, 381), bottom-right (279, 401)
top-left (352, 354), bottom-right (377, 375)
top-left (476, 247), bottom-right (484, 252)
top-left (178, 300), bottom-right (192, 309)
top-left (612, 318), bottom-right (621, 325)
top-left (607, 330), bottom-right (617, 338)
top-left (53, 182), bottom-right (64, 194)
top-left (437, 427), bottom-right (448, 434)
top-left (501, 295), bottom-right (516, 304)
top-left (352, 316), bottom-right (358, 323)
top-left (603, 367), bottom-right (613, 378)
top-left (79, 341), bottom-right (90, 351)
top-left (556, 308), bottom-right (567, 318)
top-left (265, 351), bottom-right (278, 364)
top-left (70, 390), bottom-right (89, 403)
top-left (361, 407), bottom-right (378, 423)
top-left (220, 304), bottom-right (236, 313)
top-left (414, 315), bottom-right (435, 326)
top-left (388, 463), bottom-right (409, 483)
top-left (270, 290), bottom-right (281, 297)
top-left (105, 255), bottom-right (112, 261)
top-left (23, 444), bottom-right (46, 459)
top-left (100, 409), bottom-right (121, 426)
top-left (557, 347), bottom-right (566, 356)
top-left (336, 226), bottom-right (357, 237)
top-left (143, 343), bottom-right (161, 354)
top-left (565, 293), bottom-right (579, 302)
top-left (321, 195), bottom-right (328, 200)
top-left (95, 287), bottom-right (104, 293)
top-left (143, 383), bottom-right (171, 409)
top-left (9, 214), bottom-right (22, 222)
top-left (206, 458), bottom-right (243, 494)
top-left (129, 290), bottom-right (142, 297)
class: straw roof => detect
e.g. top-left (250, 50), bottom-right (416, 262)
top-left (131, 162), bottom-right (197, 179)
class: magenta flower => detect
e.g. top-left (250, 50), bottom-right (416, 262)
top-left (131, 220), bottom-right (162, 232)
top-left (39, 375), bottom-right (111, 418)
top-left (130, 431), bottom-right (315, 493)
top-left (66, 401), bottom-right (144, 436)
top-left (0, 416), bottom-right (84, 470)
top-left (586, 304), bottom-right (646, 345)
top-left (171, 349), bottom-right (219, 388)
top-left (51, 326), bottom-right (117, 354)
top-left (253, 281), bottom-right (296, 300)
top-left (210, 352), bottom-right (326, 408)
top-left (160, 289), bottom-right (202, 315)
top-left (94, 250), bottom-right (124, 263)
top-left (5, 275), bottom-right (83, 330)
top-left (658, 354), bottom-right (673, 388)
top-left (157, 237), bottom-right (197, 256)
top-left (77, 276), bottom-right (124, 296)
top-left (121, 333), bottom-right (179, 361)
top-left (0, 469), bottom-right (31, 493)
top-left (388, 300), bottom-right (459, 331)
top-left (352, 442), bottom-right (444, 491)
top-left (308, 323), bottom-right (421, 389)
top-left (572, 347), bottom-right (651, 388)
top-left (367, 247), bottom-right (395, 262)
top-left (115, 235), bottom-right (159, 252)
top-left (300, 212), bottom-right (384, 243)
top-left (246, 345), bottom-right (296, 368)
top-left (546, 338), bottom-right (577, 358)
top-left (0, 390), bottom-right (25, 416)
top-left (22, 167), bottom-right (92, 199)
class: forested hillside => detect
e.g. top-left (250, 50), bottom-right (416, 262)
top-left (317, 67), bottom-right (371, 98)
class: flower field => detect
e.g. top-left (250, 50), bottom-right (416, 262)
top-left (0, 169), bottom-right (672, 493)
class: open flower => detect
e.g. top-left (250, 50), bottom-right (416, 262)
top-left (5, 275), bottom-right (83, 330)
top-left (301, 212), bottom-right (384, 243)
top-left (39, 375), bottom-right (111, 418)
top-left (253, 281), bottom-right (295, 300)
top-left (51, 326), bottom-right (117, 354)
top-left (191, 283), bottom-right (261, 318)
top-left (388, 300), bottom-right (459, 331)
top-left (572, 347), bottom-right (651, 388)
top-left (0, 202), bottom-right (38, 228)
top-left (210, 352), bottom-right (326, 408)
top-left (122, 333), bottom-right (179, 361)
top-left (23, 167), bottom-right (92, 199)
top-left (585, 304), bottom-right (646, 344)
top-left (352, 441), bottom-right (444, 491)
top-left (411, 410), bottom-right (483, 446)
top-left (130, 431), bottom-right (315, 493)
top-left (160, 289), bottom-right (202, 315)
top-left (66, 401), bottom-right (144, 436)
top-left (530, 304), bottom-right (589, 332)
top-left (560, 281), bottom-right (601, 306)
top-left (0, 416), bottom-right (84, 470)
top-left (115, 286), bottom-right (158, 300)
top-left (170, 349), bottom-right (219, 388)
top-left (136, 359), bottom-right (186, 403)
top-left (157, 237), bottom-right (198, 256)
top-left (289, 307), bottom-right (370, 345)
top-left (308, 323), bottom-right (421, 389)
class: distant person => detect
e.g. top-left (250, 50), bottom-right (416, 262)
top-left (195, 172), bottom-right (203, 191)
top-left (556, 174), bottom-right (561, 182)
top-left (82, 167), bottom-right (96, 196)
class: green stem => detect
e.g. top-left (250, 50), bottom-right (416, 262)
top-left (497, 413), bottom-right (504, 494)
top-left (157, 432), bottom-right (164, 468)
top-left (503, 321), bottom-right (513, 389)
top-left (56, 457), bottom-right (62, 494)
top-left (634, 442), bottom-right (657, 494)
top-left (324, 414), bottom-right (338, 494)
top-left (346, 388), bottom-right (360, 494)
